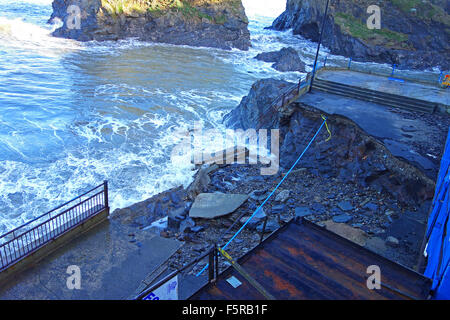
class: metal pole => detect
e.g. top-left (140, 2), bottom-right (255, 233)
top-left (214, 244), bottom-right (219, 281)
top-left (104, 180), bottom-right (109, 209)
top-left (309, 0), bottom-right (331, 93)
top-left (208, 247), bottom-right (215, 283)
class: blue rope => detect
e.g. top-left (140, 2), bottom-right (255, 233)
top-left (195, 117), bottom-right (328, 277)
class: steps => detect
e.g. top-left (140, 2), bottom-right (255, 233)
top-left (312, 78), bottom-right (437, 114)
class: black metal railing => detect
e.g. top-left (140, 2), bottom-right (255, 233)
top-left (0, 181), bottom-right (109, 272)
top-left (136, 245), bottom-right (218, 300)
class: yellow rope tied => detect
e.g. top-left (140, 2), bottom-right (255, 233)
top-left (321, 115), bottom-right (332, 142)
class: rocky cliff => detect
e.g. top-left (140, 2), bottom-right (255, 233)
top-left (49, 0), bottom-right (251, 50)
top-left (272, 0), bottom-right (449, 70)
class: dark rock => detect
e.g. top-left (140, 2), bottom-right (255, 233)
top-left (249, 189), bottom-right (269, 201)
top-left (223, 78), bottom-right (294, 130)
top-left (255, 47), bottom-right (306, 72)
top-left (271, 204), bottom-right (287, 214)
top-left (242, 208), bottom-right (267, 230)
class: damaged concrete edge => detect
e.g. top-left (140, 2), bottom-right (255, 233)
top-left (293, 103), bottom-right (436, 201)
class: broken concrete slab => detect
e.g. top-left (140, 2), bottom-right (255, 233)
top-left (189, 193), bottom-right (248, 219)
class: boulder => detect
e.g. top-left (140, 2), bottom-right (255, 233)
top-left (255, 47), bottom-right (306, 72)
top-left (223, 78), bottom-right (294, 130)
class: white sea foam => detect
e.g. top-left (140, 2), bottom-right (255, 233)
top-left (0, 16), bottom-right (80, 56)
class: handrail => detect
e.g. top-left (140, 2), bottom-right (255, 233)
top-left (0, 183), bottom-right (105, 240)
top-left (1, 190), bottom-right (105, 247)
top-left (0, 181), bottom-right (109, 272)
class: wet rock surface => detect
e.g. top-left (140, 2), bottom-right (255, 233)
top-left (255, 47), bottom-right (306, 73)
top-left (223, 78), bottom-right (294, 130)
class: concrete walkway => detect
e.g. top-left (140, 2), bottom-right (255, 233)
top-left (317, 70), bottom-right (449, 107)
top-left (0, 218), bottom-right (182, 300)
top-left (298, 90), bottom-right (449, 179)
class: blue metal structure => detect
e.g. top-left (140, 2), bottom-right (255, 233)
top-left (425, 127), bottom-right (450, 299)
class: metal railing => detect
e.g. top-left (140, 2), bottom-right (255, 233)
top-left (318, 55), bottom-right (448, 87)
top-left (0, 181), bottom-right (109, 272)
top-left (136, 245), bottom-right (218, 300)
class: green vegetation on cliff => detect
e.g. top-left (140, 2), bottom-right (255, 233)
top-left (334, 12), bottom-right (412, 50)
top-left (391, 0), bottom-right (449, 26)
top-left (101, 0), bottom-right (239, 24)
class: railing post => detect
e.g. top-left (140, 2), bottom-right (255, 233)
top-left (348, 57), bottom-right (352, 69)
top-left (297, 79), bottom-right (301, 94)
top-left (208, 246), bottom-right (215, 283)
top-left (103, 180), bottom-right (109, 209)
top-left (214, 244), bottom-right (219, 281)
top-left (391, 64), bottom-right (397, 77)
top-left (324, 56), bottom-right (327, 67)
